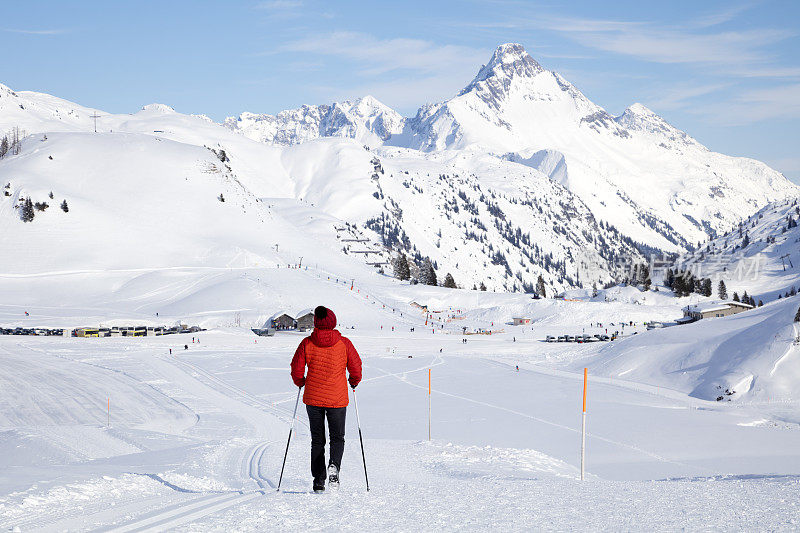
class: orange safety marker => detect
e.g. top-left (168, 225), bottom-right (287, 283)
top-left (107, 397), bottom-right (110, 428)
top-left (581, 368), bottom-right (587, 480)
top-left (428, 368), bottom-right (432, 441)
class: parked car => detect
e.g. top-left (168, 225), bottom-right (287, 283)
top-left (557, 335), bottom-right (566, 342)
top-left (545, 335), bottom-right (556, 342)
top-left (565, 335), bottom-right (575, 342)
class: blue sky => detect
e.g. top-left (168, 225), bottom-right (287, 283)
top-left (1, 0), bottom-right (798, 180)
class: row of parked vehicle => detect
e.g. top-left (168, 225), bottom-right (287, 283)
top-left (545, 333), bottom-right (616, 343)
top-left (0, 327), bottom-right (65, 336)
top-left (72, 325), bottom-right (204, 337)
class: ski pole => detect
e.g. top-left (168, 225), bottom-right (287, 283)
top-left (352, 387), bottom-right (370, 492)
top-left (277, 387), bottom-right (301, 491)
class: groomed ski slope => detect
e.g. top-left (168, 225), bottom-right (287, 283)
top-left (2, 261), bottom-right (800, 531)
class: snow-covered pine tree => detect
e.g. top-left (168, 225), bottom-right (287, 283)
top-left (732, 292), bottom-right (740, 302)
top-left (718, 280), bottom-right (727, 300)
top-left (443, 273), bottom-right (457, 288)
top-left (702, 278), bottom-right (712, 297)
top-left (795, 306), bottom-right (800, 322)
top-left (393, 253), bottom-right (411, 281)
top-left (19, 197), bottom-right (34, 222)
top-left (536, 274), bottom-right (546, 298)
top-left (480, 282), bottom-right (487, 291)
top-left (60, 199), bottom-right (69, 212)
top-left (420, 258), bottom-right (437, 286)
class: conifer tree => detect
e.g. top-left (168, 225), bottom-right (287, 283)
top-left (480, 282), bottom-right (487, 291)
top-left (536, 275), bottom-right (546, 298)
top-left (702, 278), bottom-right (712, 297)
top-left (19, 197), bottom-right (34, 222)
top-left (393, 253), bottom-right (410, 281)
top-left (60, 199), bottom-right (69, 212)
top-left (718, 280), bottom-right (727, 300)
top-left (420, 258), bottom-right (437, 286)
top-left (732, 292), bottom-right (740, 302)
top-left (795, 306), bottom-right (800, 323)
top-left (443, 273), bottom-right (457, 288)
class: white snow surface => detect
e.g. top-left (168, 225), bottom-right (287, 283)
top-left (0, 238), bottom-right (799, 530)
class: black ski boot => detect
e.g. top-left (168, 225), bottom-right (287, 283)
top-left (313, 480), bottom-right (325, 494)
top-left (328, 464), bottom-right (339, 489)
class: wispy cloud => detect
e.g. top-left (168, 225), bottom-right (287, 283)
top-left (255, 0), bottom-right (303, 9)
top-left (692, 83), bottom-right (800, 125)
top-left (690, 1), bottom-right (760, 29)
top-left (543, 17), bottom-right (792, 67)
top-left (282, 32), bottom-right (486, 77)
top-left (253, 0), bottom-right (306, 20)
top-left (279, 32), bottom-right (487, 109)
top-left (646, 83), bottom-right (731, 111)
top-left (2, 28), bottom-right (68, 35)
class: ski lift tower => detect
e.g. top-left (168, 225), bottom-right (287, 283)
top-left (89, 112), bottom-right (101, 133)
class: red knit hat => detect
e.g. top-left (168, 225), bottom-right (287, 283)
top-left (314, 306), bottom-right (337, 330)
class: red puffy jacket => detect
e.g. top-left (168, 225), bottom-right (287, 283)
top-left (291, 328), bottom-right (362, 408)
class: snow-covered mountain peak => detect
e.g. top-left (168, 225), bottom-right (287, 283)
top-left (615, 102), bottom-right (698, 147)
top-left (224, 95), bottom-right (403, 146)
top-left (461, 43), bottom-right (544, 94)
top-left (140, 103), bottom-right (176, 114)
top-left (0, 83), bottom-right (17, 98)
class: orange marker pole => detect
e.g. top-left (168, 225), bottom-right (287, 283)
top-left (581, 368), bottom-right (587, 480)
top-left (428, 368), bottom-right (431, 441)
top-left (107, 397), bottom-right (110, 428)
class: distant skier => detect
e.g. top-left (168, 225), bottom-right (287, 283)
top-left (291, 306), bottom-right (362, 493)
top-left (516, 365), bottom-right (519, 372)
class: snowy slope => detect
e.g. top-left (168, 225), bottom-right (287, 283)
top-left (579, 294), bottom-right (800, 403)
top-left (0, 132), bottom-right (282, 272)
top-left (676, 197), bottom-right (800, 303)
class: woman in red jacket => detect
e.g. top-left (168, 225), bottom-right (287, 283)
top-left (291, 306), bottom-right (362, 492)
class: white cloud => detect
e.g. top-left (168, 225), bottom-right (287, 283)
top-left (691, 83), bottom-right (800, 125)
top-left (647, 83), bottom-right (731, 111)
top-left (281, 32), bottom-right (487, 110)
top-left (546, 18), bottom-right (792, 66)
top-left (283, 32), bottom-right (486, 76)
top-left (255, 0), bottom-right (303, 9)
top-left (2, 28), bottom-right (68, 35)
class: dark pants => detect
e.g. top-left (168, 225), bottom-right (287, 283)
top-left (306, 405), bottom-right (346, 484)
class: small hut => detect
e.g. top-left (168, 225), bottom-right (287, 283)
top-left (295, 309), bottom-right (315, 331)
top-left (269, 311), bottom-right (296, 330)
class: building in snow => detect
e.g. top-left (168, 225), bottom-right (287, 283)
top-left (295, 309), bottom-right (315, 331)
top-left (512, 317), bottom-right (531, 326)
top-left (269, 312), bottom-right (296, 330)
top-left (683, 301), bottom-right (753, 322)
